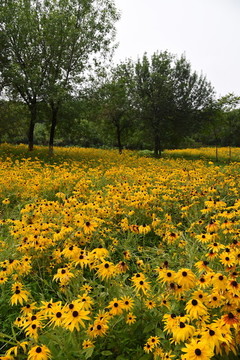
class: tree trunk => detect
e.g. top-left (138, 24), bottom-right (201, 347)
top-left (154, 133), bottom-right (161, 158)
top-left (28, 103), bottom-right (37, 151)
top-left (116, 124), bottom-right (122, 154)
top-left (228, 146), bottom-right (232, 162)
top-left (49, 105), bottom-right (59, 155)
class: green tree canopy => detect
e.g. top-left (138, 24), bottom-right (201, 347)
top-left (134, 51), bottom-right (215, 156)
top-left (0, 0), bottom-right (120, 151)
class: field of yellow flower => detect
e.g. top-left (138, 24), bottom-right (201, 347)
top-left (0, 144), bottom-right (239, 360)
top-left (164, 147), bottom-right (240, 162)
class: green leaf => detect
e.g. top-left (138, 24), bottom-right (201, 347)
top-left (139, 354), bottom-right (151, 360)
top-left (84, 347), bottom-right (94, 359)
top-left (143, 323), bottom-right (155, 333)
top-left (155, 328), bottom-right (165, 339)
top-left (101, 350), bottom-right (113, 356)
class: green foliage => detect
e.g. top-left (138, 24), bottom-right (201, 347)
top-left (134, 51), bottom-right (215, 156)
top-left (92, 61), bottom-right (136, 153)
top-left (0, 0), bottom-right (120, 150)
top-left (0, 100), bottom-right (29, 143)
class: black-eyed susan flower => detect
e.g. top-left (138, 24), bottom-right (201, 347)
top-left (132, 277), bottom-right (150, 295)
top-left (195, 233), bottom-right (212, 244)
top-left (80, 284), bottom-right (92, 293)
top-left (147, 336), bottom-right (160, 348)
top-left (207, 292), bottom-right (224, 308)
top-left (24, 321), bottom-right (41, 341)
top-left (221, 312), bottom-right (239, 329)
top-left (107, 298), bottom-right (124, 316)
top-left (62, 308), bottom-right (90, 332)
top-left (212, 273), bottom-right (228, 290)
top-left (14, 316), bottom-right (25, 328)
top-left (123, 250), bottom-right (131, 259)
top-left (160, 350), bottom-right (175, 360)
top-left (77, 293), bottom-right (93, 310)
top-left (121, 296), bottom-right (134, 311)
top-left (144, 342), bottom-right (154, 353)
top-left (125, 312), bottom-right (136, 324)
top-left (92, 319), bottom-right (109, 338)
top-left (194, 260), bottom-right (211, 273)
top-left (21, 303), bottom-right (37, 316)
top-left (2, 198), bottom-right (10, 205)
top-left (171, 321), bottom-right (195, 344)
top-left (163, 313), bottom-right (178, 334)
top-left (96, 261), bottom-right (116, 280)
top-left (23, 313), bottom-right (44, 331)
top-left (27, 344), bottom-right (51, 360)
top-left (176, 268), bottom-right (196, 290)
top-left (157, 268), bottom-right (176, 284)
top-left (82, 339), bottom-right (94, 349)
top-left (185, 299), bottom-right (208, 319)
top-left (227, 279), bottom-right (240, 296)
top-left (71, 248), bottom-right (89, 267)
top-left (164, 231), bottom-right (179, 244)
top-left (48, 304), bottom-right (64, 328)
top-left (206, 220), bottom-right (219, 233)
top-left (116, 260), bottom-right (129, 273)
top-left (219, 251), bottom-right (235, 267)
top-left (39, 300), bottom-right (61, 317)
top-left (191, 290), bottom-right (208, 303)
top-left (11, 285), bottom-right (30, 306)
top-left (138, 224), bottom-right (151, 235)
top-left (53, 267), bottom-right (75, 285)
top-left (207, 242), bottom-right (224, 253)
top-left (181, 339), bottom-right (214, 360)
top-left (200, 325), bottom-right (226, 350)
top-left (0, 272), bottom-right (8, 285)
top-left (145, 299), bottom-right (156, 309)
top-left (158, 295), bottom-right (171, 309)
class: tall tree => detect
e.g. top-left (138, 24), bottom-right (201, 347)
top-left (171, 55), bottom-right (215, 147)
top-left (135, 51), bottom-right (174, 157)
top-left (95, 61), bottom-right (135, 153)
top-left (200, 93), bottom-right (240, 160)
top-left (40, 0), bottom-right (119, 153)
top-left (0, 0), bottom-right (119, 152)
top-left (135, 52), bottom-right (215, 156)
top-left (0, 0), bottom-right (47, 150)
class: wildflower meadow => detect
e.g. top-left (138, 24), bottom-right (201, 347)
top-left (0, 144), bottom-right (239, 360)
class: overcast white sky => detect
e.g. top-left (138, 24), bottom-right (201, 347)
top-left (113, 0), bottom-right (240, 97)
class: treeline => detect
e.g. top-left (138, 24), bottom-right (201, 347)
top-left (0, 0), bottom-right (239, 155)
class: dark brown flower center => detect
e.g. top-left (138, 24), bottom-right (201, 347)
top-left (195, 349), bottom-right (201, 356)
